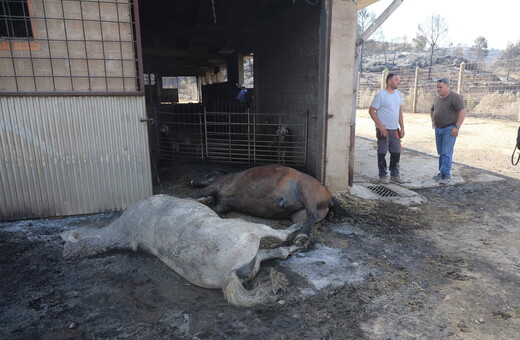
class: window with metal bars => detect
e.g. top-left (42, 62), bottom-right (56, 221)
top-left (0, 0), bottom-right (34, 38)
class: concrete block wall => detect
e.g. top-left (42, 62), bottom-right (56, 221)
top-left (256, 2), bottom-right (323, 176)
top-left (0, 0), bottom-right (136, 93)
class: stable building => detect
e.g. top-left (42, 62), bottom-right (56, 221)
top-left (0, 0), bottom-right (380, 220)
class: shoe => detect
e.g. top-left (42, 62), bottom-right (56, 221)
top-left (391, 175), bottom-right (405, 184)
top-left (379, 176), bottom-right (390, 184)
top-left (439, 175), bottom-right (451, 185)
top-left (432, 173), bottom-right (443, 181)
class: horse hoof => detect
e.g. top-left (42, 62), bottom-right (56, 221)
top-left (294, 234), bottom-right (309, 248)
top-left (195, 196), bottom-right (213, 205)
top-left (288, 244), bottom-right (302, 254)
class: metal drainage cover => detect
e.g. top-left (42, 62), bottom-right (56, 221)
top-left (367, 185), bottom-right (399, 197)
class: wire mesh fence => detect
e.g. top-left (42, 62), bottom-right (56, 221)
top-left (0, 0), bottom-right (142, 94)
top-left (358, 57), bottom-right (520, 121)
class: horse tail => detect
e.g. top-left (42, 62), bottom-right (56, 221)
top-left (222, 271), bottom-right (269, 307)
top-left (328, 196), bottom-right (350, 220)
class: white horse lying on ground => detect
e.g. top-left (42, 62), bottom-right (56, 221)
top-left (60, 195), bottom-right (301, 307)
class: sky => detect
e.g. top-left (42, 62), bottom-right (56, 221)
top-left (365, 0), bottom-right (520, 50)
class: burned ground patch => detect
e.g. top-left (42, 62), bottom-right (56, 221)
top-left (1, 163), bottom-right (519, 339)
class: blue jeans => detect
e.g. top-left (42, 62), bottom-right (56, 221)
top-left (435, 126), bottom-right (457, 177)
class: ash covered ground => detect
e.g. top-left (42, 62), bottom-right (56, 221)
top-left (1, 159), bottom-right (519, 339)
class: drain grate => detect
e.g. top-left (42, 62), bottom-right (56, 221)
top-left (367, 185), bottom-right (399, 197)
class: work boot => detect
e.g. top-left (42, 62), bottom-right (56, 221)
top-left (390, 175), bottom-right (405, 184)
top-left (439, 175), bottom-right (451, 185)
top-left (432, 173), bottom-right (443, 181)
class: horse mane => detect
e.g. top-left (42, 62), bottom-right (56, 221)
top-left (222, 271), bottom-right (269, 307)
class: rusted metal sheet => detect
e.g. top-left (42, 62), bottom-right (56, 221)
top-left (0, 96), bottom-right (152, 220)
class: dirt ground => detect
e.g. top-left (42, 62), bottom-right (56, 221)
top-left (1, 114), bottom-right (520, 339)
top-left (356, 110), bottom-right (520, 180)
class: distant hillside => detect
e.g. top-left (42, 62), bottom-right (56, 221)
top-left (361, 43), bottom-right (502, 73)
top-left (357, 46), bottom-right (520, 119)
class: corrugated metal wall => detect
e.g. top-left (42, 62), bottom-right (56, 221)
top-left (0, 96), bottom-right (152, 220)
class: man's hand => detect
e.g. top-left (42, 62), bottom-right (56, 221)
top-left (451, 127), bottom-right (459, 137)
top-left (378, 126), bottom-right (388, 137)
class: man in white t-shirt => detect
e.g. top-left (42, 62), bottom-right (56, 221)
top-left (368, 73), bottom-right (405, 184)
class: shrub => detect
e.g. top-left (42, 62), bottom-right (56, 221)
top-left (402, 88), bottom-right (433, 113)
top-left (357, 88), bottom-right (377, 109)
top-left (473, 91), bottom-right (520, 119)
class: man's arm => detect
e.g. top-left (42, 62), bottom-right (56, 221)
top-left (451, 108), bottom-right (467, 136)
top-left (368, 106), bottom-right (388, 137)
top-left (456, 108), bottom-right (467, 127)
top-left (430, 106), bottom-right (435, 129)
top-left (398, 106), bottom-right (405, 138)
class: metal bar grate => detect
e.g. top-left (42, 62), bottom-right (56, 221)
top-left (367, 185), bottom-right (399, 197)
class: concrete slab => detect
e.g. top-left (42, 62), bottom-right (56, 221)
top-left (347, 136), bottom-right (504, 205)
top-left (347, 182), bottom-right (427, 206)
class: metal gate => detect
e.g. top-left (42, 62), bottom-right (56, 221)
top-left (154, 103), bottom-right (307, 167)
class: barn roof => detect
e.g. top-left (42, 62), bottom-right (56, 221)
top-left (139, 0), bottom-right (381, 76)
top-left (357, 0), bottom-right (381, 9)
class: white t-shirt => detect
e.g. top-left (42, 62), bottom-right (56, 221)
top-left (370, 89), bottom-right (403, 129)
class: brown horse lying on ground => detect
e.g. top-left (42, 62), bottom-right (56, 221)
top-left (191, 164), bottom-right (344, 245)
top-left (60, 195), bottom-right (301, 307)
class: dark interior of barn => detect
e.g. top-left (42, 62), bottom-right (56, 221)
top-left (137, 0), bottom-right (317, 174)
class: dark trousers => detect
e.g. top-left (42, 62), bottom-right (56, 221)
top-left (376, 128), bottom-right (401, 177)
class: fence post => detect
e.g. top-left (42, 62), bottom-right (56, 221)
top-left (458, 62), bottom-right (465, 94)
top-left (412, 66), bottom-right (420, 113)
top-left (381, 69), bottom-right (388, 89)
top-left (357, 72), bottom-right (361, 106)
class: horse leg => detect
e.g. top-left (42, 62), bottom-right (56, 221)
top-left (212, 202), bottom-right (231, 215)
top-left (236, 245), bottom-right (301, 280)
top-left (192, 192), bottom-right (230, 215)
top-left (194, 196), bottom-right (214, 205)
top-left (252, 223), bottom-right (301, 241)
top-left (192, 197), bottom-right (231, 214)
top-left (291, 181), bottom-right (331, 246)
top-left (192, 187), bottom-right (214, 199)
top-left (234, 223), bottom-right (301, 279)
top-left (291, 206), bottom-right (330, 246)
top-left (224, 224), bottom-right (301, 306)
top-left (291, 208), bottom-right (319, 247)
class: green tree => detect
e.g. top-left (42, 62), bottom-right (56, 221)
top-left (412, 35), bottom-right (427, 52)
top-left (499, 41), bottom-right (520, 80)
top-left (472, 36), bottom-right (489, 62)
top-left (416, 14), bottom-right (449, 78)
top-left (501, 41), bottom-right (520, 59)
